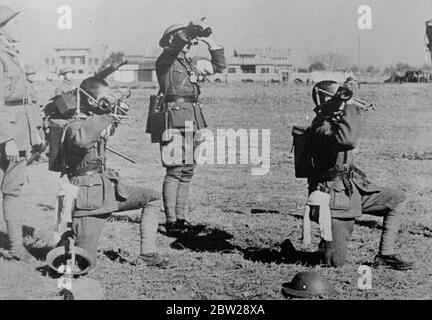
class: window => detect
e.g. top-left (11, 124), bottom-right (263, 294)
top-left (51, 58), bottom-right (56, 65)
top-left (71, 57), bottom-right (75, 65)
top-left (78, 69), bottom-right (83, 74)
top-left (94, 58), bottom-right (99, 65)
top-left (45, 58), bottom-right (50, 66)
top-left (240, 65), bottom-right (256, 74)
top-left (78, 57), bottom-right (85, 65)
top-left (72, 70), bottom-right (76, 74)
top-left (89, 58), bottom-right (93, 65)
top-left (227, 67), bottom-right (236, 74)
top-left (260, 67), bottom-right (270, 74)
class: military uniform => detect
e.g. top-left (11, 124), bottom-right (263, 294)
top-left (156, 34), bottom-right (226, 227)
top-left (63, 113), bottom-right (161, 265)
top-left (308, 101), bottom-right (407, 267)
top-left (55, 78), bottom-right (75, 96)
top-left (0, 37), bottom-right (41, 260)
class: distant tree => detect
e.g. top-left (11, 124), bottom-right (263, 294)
top-left (308, 62), bottom-right (325, 71)
top-left (394, 62), bottom-right (413, 73)
top-left (308, 52), bottom-right (350, 71)
top-left (297, 67), bottom-right (310, 73)
top-left (350, 66), bottom-right (359, 73)
top-left (366, 65), bottom-right (379, 73)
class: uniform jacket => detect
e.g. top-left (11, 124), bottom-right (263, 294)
top-left (63, 113), bottom-right (129, 217)
top-left (55, 79), bottom-right (75, 96)
top-left (308, 102), bottom-right (385, 218)
top-left (156, 42), bottom-right (226, 131)
top-left (0, 40), bottom-right (40, 152)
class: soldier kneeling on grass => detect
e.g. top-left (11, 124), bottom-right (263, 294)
top-left (56, 76), bottom-right (172, 269)
top-left (289, 80), bottom-right (413, 270)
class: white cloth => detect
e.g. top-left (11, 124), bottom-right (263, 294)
top-left (303, 191), bottom-right (332, 245)
top-left (53, 181), bottom-right (79, 244)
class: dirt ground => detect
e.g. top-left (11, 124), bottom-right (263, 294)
top-left (0, 81), bottom-right (431, 300)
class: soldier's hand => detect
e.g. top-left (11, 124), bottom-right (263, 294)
top-left (5, 140), bottom-right (19, 162)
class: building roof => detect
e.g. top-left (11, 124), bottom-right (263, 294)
top-left (230, 47), bottom-right (291, 66)
top-left (124, 55), bottom-right (157, 70)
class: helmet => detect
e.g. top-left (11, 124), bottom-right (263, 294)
top-left (0, 6), bottom-right (19, 27)
top-left (24, 65), bottom-right (36, 75)
top-left (159, 23), bottom-right (187, 47)
top-left (312, 80), bottom-right (339, 106)
top-left (282, 271), bottom-right (337, 298)
top-left (46, 245), bottom-right (95, 276)
top-left (59, 68), bottom-right (74, 76)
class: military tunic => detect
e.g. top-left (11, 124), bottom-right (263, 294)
top-left (309, 103), bottom-right (405, 219)
top-left (0, 40), bottom-right (40, 195)
top-left (55, 78), bottom-right (75, 96)
top-left (63, 114), bottom-right (159, 217)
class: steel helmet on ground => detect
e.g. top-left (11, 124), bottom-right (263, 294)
top-left (0, 6), bottom-right (19, 28)
top-left (159, 23), bottom-right (187, 47)
top-left (59, 68), bottom-right (74, 76)
top-left (281, 271), bottom-right (337, 298)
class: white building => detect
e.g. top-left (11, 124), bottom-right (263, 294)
top-left (40, 46), bottom-right (106, 80)
top-left (207, 48), bottom-right (292, 83)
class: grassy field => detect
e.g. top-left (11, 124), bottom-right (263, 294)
top-left (0, 81), bottom-right (431, 300)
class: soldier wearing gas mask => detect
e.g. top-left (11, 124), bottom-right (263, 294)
top-left (0, 6), bottom-right (42, 262)
top-left (301, 80), bottom-right (413, 270)
top-left (62, 76), bottom-right (171, 268)
top-left (156, 21), bottom-right (226, 235)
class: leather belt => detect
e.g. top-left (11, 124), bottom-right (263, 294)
top-left (69, 164), bottom-right (103, 177)
top-left (164, 95), bottom-right (198, 103)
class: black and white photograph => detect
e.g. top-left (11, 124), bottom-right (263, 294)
top-left (0, 0), bottom-right (431, 305)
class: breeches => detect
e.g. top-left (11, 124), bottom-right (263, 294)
top-left (319, 186), bottom-right (404, 267)
top-left (72, 184), bottom-right (161, 265)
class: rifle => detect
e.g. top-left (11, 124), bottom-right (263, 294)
top-left (27, 140), bottom-right (49, 166)
top-left (94, 60), bottom-right (128, 79)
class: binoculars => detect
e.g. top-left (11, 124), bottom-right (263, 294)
top-left (185, 23), bottom-right (212, 40)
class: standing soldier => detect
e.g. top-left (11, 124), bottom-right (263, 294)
top-left (297, 81), bottom-right (413, 270)
top-left (55, 68), bottom-right (75, 96)
top-left (61, 76), bottom-right (171, 268)
top-left (0, 6), bottom-right (41, 262)
top-left (155, 21), bottom-right (226, 235)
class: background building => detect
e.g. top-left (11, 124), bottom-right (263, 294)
top-left (40, 45), bottom-right (107, 80)
top-left (207, 48), bottom-right (293, 83)
top-left (109, 54), bottom-right (157, 83)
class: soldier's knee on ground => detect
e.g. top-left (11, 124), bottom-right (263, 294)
top-left (319, 240), bottom-right (347, 268)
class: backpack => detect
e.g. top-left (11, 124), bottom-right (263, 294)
top-left (291, 126), bottom-right (314, 178)
top-left (48, 118), bottom-right (71, 172)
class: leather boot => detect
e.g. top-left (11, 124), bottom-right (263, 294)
top-left (3, 194), bottom-right (36, 263)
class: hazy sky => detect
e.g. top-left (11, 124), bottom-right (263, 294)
top-left (4, 0), bottom-right (432, 69)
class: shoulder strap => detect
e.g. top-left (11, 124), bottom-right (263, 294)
top-left (0, 52), bottom-right (9, 76)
